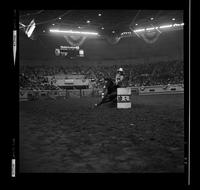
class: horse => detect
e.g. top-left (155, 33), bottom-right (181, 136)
top-left (95, 78), bottom-right (119, 107)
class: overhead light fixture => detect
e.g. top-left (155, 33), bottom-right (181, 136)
top-left (150, 17), bottom-right (154, 20)
top-left (86, 20), bottom-right (90, 23)
top-left (159, 24), bottom-right (173, 29)
top-left (133, 22), bottom-right (183, 34)
top-left (134, 28), bottom-right (145, 32)
top-left (49, 29), bottom-right (99, 36)
top-left (172, 18), bottom-right (175, 21)
top-left (52, 23), bottom-right (55, 26)
top-left (173, 23), bottom-right (184, 27)
top-left (112, 30), bottom-right (115, 33)
top-left (101, 27), bottom-right (104, 30)
top-left (59, 17), bottom-right (61, 20)
top-left (135, 23), bottom-right (138, 26)
top-left (146, 27), bottom-right (155, 31)
top-left (98, 13), bottom-right (102, 16)
top-left (78, 26), bottom-right (81, 29)
top-left (43, 30), bottom-right (45, 32)
top-left (25, 19), bottom-right (36, 38)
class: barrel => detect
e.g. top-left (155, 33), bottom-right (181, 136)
top-left (117, 88), bottom-right (131, 109)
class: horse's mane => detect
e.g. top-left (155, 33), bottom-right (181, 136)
top-left (104, 78), bottom-right (114, 86)
top-left (105, 77), bottom-right (113, 83)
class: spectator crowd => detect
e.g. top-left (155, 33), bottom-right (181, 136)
top-left (19, 59), bottom-right (184, 90)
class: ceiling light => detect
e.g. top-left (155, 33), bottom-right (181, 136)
top-left (101, 27), bottom-right (104, 30)
top-left (159, 24), bottom-right (172, 29)
top-left (135, 23), bottom-right (138, 26)
top-left (86, 20), bottom-right (90, 23)
top-left (25, 19), bottom-right (36, 38)
top-left (172, 18), bottom-right (175, 21)
top-left (59, 17), bottom-right (61, 20)
top-left (98, 13), bottom-right (101, 16)
top-left (150, 18), bottom-right (154, 20)
top-left (134, 28), bottom-right (145, 32)
top-left (146, 27), bottom-right (155, 31)
top-left (49, 29), bottom-right (99, 36)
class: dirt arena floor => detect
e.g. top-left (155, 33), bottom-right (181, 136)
top-left (19, 94), bottom-right (184, 173)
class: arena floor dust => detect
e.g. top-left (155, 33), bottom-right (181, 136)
top-left (19, 94), bottom-right (184, 173)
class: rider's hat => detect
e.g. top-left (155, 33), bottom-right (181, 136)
top-left (117, 68), bottom-right (123, 72)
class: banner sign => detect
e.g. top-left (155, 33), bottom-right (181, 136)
top-left (117, 95), bottom-right (131, 103)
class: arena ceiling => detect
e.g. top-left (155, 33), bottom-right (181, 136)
top-left (19, 9), bottom-right (183, 38)
top-left (19, 10), bottom-right (184, 61)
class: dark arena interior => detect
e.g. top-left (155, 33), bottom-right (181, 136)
top-left (19, 10), bottom-right (184, 173)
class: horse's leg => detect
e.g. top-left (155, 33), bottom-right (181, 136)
top-left (95, 94), bottom-right (112, 107)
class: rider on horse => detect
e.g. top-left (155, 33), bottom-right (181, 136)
top-left (94, 68), bottom-right (124, 107)
top-left (115, 67), bottom-right (124, 86)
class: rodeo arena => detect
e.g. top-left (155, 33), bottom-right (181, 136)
top-left (19, 10), bottom-right (184, 173)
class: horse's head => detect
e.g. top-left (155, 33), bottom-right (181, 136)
top-left (104, 77), bottom-right (114, 86)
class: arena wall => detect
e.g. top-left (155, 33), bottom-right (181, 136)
top-left (138, 84), bottom-right (184, 95)
top-left (19, 84), bottom-right (184, 101)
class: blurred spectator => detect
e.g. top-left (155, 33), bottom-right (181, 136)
top-left (19, 59), bottom-right (184, 90)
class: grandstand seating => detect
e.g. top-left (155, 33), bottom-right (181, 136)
top-left (19, 59), bottom-right (183, 90)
